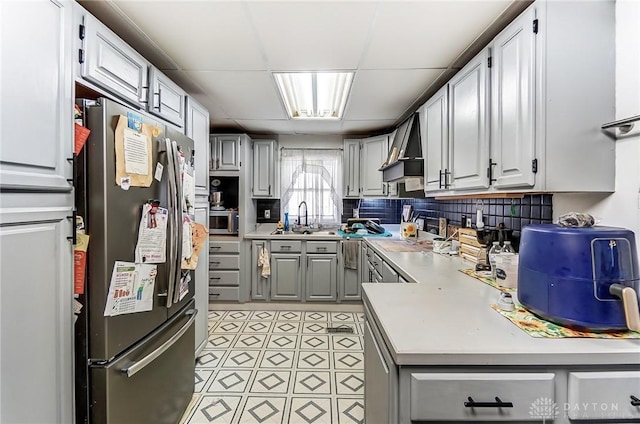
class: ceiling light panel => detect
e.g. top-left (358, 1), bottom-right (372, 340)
top-left (274, 72), bottom-right (354, 120)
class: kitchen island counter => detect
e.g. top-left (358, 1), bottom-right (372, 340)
top-left (362, 238), bottom-right (640, 367)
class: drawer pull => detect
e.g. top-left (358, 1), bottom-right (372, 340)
top-left (281, 245), bottom-right (291, 250)
top-left (631, 395), bottom-right (640, 406)
top-left (464, 397), bottom-right (513, 408)
top-left (211, 246), bottom-right (221, 250)
top-left (317, 247), bottom-right (327, 251)
top-left (210, 293), bottom-right (220, 297)
top-left (211, 261), bottom-right (220, 265)
top-left (211, 277), bottom-right (221, 280)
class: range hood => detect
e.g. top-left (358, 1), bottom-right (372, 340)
top-left (379, 113), bottom-right (423, 183)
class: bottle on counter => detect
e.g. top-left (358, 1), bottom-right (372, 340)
top-left (496, 241), bottom-right (518, 288)
top-left (284, 212), bottom-right (290, 232)
top-left (488, 241), bottom-right (501, 280)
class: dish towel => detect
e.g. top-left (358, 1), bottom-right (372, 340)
top-left (258, 247), bottom-right (270, 278)
top-left (343, 240), bottom-right (359, 270)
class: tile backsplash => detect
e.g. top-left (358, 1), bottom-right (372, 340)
top-left (342, 194), bottom-right (553, 232)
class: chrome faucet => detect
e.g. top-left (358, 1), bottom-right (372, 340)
top-left (298, 201), bottom-right (308, 227)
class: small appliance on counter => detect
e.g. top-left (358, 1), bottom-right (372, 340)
top-left (209, 209), bottom-right (239, 235)
top-left (518, 224), bottom-right (640, 331)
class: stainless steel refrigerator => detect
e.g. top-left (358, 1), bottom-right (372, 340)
top-left (75, 98), bottom-right (197, 424)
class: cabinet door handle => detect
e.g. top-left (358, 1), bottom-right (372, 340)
top-left (464, 397), bottom-right (513, 408)
top-left (438, 170), bottom-right (443, 189)
top-left (153, 91), bottom-right (162, 111)
top-left (268, 184), bottom-right (271, 196)
top-left (444, 169), bottom-right (451, 189)
top-left (631, 395), bottom-right (640, 406)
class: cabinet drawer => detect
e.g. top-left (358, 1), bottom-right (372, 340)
top-left (209, 255), bottom-right (239, 270)
top-left (209, 270), bottom-right (239, 286)
top-left (372, 253), bottom-right (383, 274)
top-left (271, 240), bottom-right (302, 253)
top-left (209, 240), bottom-right (239, 254)
top-left (209, 286), bottom-right (239, 301)
top-left (306, 241), bottom-right (337, 254)
top-left (568, 371), bottom-right (640, 420)
top-left (409, 372), bottom-right (555, 421)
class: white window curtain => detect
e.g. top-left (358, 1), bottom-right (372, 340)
top-left (280, 148), bottom-right (343, 226)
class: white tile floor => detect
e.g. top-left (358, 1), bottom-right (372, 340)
top-left (180, 310), bottom-right (366, 424)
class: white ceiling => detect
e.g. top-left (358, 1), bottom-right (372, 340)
top-left (80, 0), bottom-right (517, 136)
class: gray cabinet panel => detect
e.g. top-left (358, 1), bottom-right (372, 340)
top-left (567, 372), bottom-right (640, 420)
top-left (341, 241), bottom-right (361, 301)
top-left (185, 97), bottom-right (210, 193)
top-left (491, 7), bottom-right (536, 189)
top-left (271, 254), bottom-right (302, 301)
top-left (149, 67), bottom-right (186, 128)
top-left (0, 0), bottom-right (73, 192)
top-left (211, 135), bottom-right (241, 171)
top-left (194, 207), bottom-right (209, 354)
top-left (252, 140), bottom-right (276, 197)
top-left (251, 240), bottom-right (269, 300)
top-left (360, 135), bottom-right (388, 196)
top-left (81, 11), bottom-right (149, 108)
top-left (306, 254), bottom-right (338, 301)
top-left (381, 260), bottom-right (399, 282)
top-left (449, 49), bottom-right (490, 190)
top-left (422, 86), bottom-right (449, 192)
top-left (364, 321), bottom-right (396, 424)
top-left (0, 206), bottom-right (73, 424)
top-left (343, 139), bottom-right (361, 197)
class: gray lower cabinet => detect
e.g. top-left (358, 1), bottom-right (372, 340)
top-left (193, 206), bottom-right (209, 355)
top-left (306, 254), bottom-right (338, 301)
top-left (364, 319), bottom-right (398, 424)
top-left (270, 253), bottom-right (302, 301)
top-left (341, 241), bottom-right (362, 301)
top-left (251, 240), bottom-right (269, 301)
top-left (0, 196), bottom-right (74, 424)
top-left (209, 239), bottom-right (240, 301)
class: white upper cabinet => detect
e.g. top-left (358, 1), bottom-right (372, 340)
top-left (185, 96), bottom-right (210, 193)
top-left (79, 8), bottom-right (150, 109)
top-left (421, 86), bottom-right (449, 193)
top-left (360, 135), bottom-right (389, 197)
top-left (252, 140), bottom-right (277, 198)
top-left (490, 6), bottom-right (536, 189)
top-left (343, 139), bottom-right (361, 198)
top-left (148, 67), bottom-right (186, 128)
top-left (448, 48), bottom-right (490, 191)
top-left (211, 135), bottom-right (242, 172)
top-left (0, 0), bottom-right (73, 192)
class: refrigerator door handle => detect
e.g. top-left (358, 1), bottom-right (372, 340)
top-left (171, 140), bottom-right (184, 304)
top-left (121, 309), bottom-right (197, 378)
top-left (164, 137), bottom-right (178, 308)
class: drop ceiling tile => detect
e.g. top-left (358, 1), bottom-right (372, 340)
top-left (112, 1), bottom-right (266, 71)
top-left (288, 120), bottom-right (344, 135)
top-left (342, 120), bottom-right (397, 134)
top-left (186, 71), bottom-right (287, 120)
top-left (344, 69), bottom-right (445, 120)
top-left (361, 1), bottom-right (513, 69)
top-left (235, 120), bottom-right (293, 135)
top-left (246, 1), bottom-right (377, 70)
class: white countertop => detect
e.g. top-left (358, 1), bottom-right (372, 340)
top-left (362, 238), bottom-right (640, 367)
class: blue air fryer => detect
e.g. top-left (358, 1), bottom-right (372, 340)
top-left (518, 224), bottom-right (640, 331)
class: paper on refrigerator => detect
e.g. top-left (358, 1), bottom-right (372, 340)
top-left (104, 261), bottom-right (157, 316)
top-left (135, 203), bottom-right (168, 264)
top-left (123, 128), bottom-right (150, 175)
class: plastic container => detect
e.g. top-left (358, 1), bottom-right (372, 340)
top-left (488, 241), bottom-right (501, 280)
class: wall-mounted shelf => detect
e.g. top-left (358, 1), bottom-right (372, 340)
top-left (601, 114), bottom-right (640, 135)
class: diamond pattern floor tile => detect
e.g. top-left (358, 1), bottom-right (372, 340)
top-left (183, 310), bottom-right (365, 424)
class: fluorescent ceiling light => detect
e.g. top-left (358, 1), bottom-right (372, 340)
top-left (274, 72), bottom-right (354, 120)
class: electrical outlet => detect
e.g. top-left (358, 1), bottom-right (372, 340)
top-left (264, 209), bottom-right (270, 219)
top-left (466, 217), bottom-right (472, 228)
